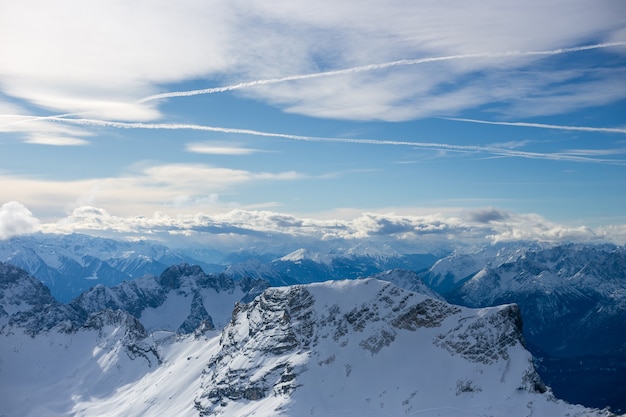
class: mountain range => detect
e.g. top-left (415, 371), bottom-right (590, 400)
top-left (0, 233), bottom-right (438, 301)
top-left (420, 243), bottom-right (626, 412)
top-left (0, 233), bottom-right (218, 302)
top-left (1, 233), bottom-right (625, 413)
top-left (0, 262), bottom-right (618, 417)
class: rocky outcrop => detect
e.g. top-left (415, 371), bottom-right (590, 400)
top-left (0, 262), bottom-right (86, 335)
top-left (73, 263), bottom-right (269, 334)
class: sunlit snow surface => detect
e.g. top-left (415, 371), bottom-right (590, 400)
top-left (0, 326), bottom-right (220, 417)
top-left (0, 279), bottom-right (617, 417)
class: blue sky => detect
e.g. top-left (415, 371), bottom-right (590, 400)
top-left (1, 0), bottom-right (625, 247)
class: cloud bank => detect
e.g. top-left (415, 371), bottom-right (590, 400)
top-left (33, 205), bottom-right (626, 252)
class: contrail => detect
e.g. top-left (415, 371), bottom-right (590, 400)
top-left (0, 112), bottom-right (85, 129)
top-left (3, 41), bottom-right (624, 129)
top-left (444, 117), bottom-right (626, 134)
top-left (137, 41), bottom-right (626, 103)
top-left (43, 116), bottom-right (626, 165)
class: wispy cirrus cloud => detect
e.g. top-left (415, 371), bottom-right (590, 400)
top-left (0, 106), bottom-right (92, 146)
top-left (137, 41), bottom-right (626, 104)
top-left (1, 0), bottom-right (625, 130)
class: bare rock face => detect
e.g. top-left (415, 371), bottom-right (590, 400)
top-left (0, 262), bottom-right (86, 335)
top-left (434, 304), bottom-right (524, 365)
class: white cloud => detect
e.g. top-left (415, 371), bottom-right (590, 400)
top-left (185, 142), bottom-right (262, 155)
top-left (0, 201), bottom-right (39, 239)
top-left (23, 135), bottom-right (90, 146)
top-left (33, 204), bottom-right (626, 250)
top-left (0, 0), bottom-right (233, 116)
top-left (0, 0), bottom-right (624, 135)
top-left (0, 163), bottom-right (303, 218)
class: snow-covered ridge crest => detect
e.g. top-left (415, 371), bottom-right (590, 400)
top-left (195, 279), bottom-right (611, 417)
top-left (276, 241), bottom-right (402, 265)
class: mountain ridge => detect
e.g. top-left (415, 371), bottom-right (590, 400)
top-left (0, 262), bottom-right (621, 417)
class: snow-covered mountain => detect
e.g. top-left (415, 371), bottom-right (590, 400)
top-left (0, 262), bottom-right (86, 334)
top-left (421, 241), bottom-right (545, 293)
top-left (0, 264), bottom-right (619, 417)
top-left (0, 234), bottom-right (439, 301)
top-left (194, 279), bottom-right (611, 417)
top-left (421, 243), bottom-right (626, 412)
top-left (0, 233), bottom-right (217, 302)
top-left (224, 243), bottom-right (439, 286)
top-left (72, 263), bottom-right (269, 333)
top-left (0, 306), bottom-right (161, 417)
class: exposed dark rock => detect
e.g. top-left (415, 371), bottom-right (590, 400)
top-left (435, 304), bottom-right (524, 364)
top-left (392, 299), bottom-right (461, 330)
top-left (178, 292), bottom-right (214, 334)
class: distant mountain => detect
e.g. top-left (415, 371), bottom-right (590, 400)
top-left (420, 243), bottom-right (626, 412)
top-left (0, 267), bottom-right (615, 417)
top-left (224, 242), bottom-right (438, 286)
top-left (0, 234), bottom-right (439, 301)
top-left (0, 233), bottom-right (217, 302)
top-left (421, 241), bottom-right (546, 293)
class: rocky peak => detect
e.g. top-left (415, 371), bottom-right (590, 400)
top-left (72, 264), bottom-right (269, 335)
top-left (158, 263), bottom-right (205, 289)
top-left (0, 262), bottom-right (84, 334)
top-left (0, 261), bottom-right (55, 305)
top-left (83, 308), bottom-right (148, 340)
top-left (195, 279), bottom-right (547, 416)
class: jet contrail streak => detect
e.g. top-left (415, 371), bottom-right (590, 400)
top-left (44, 117), bottom-right (626, 165)
top-left (445, 117), bottom-right (626, 134)
top-left (137, 41), bottom-right (626, 103)
top-left (2, 42), bottom-right (623, 130)
top-left (0, 112), bottom-right (85, 129)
